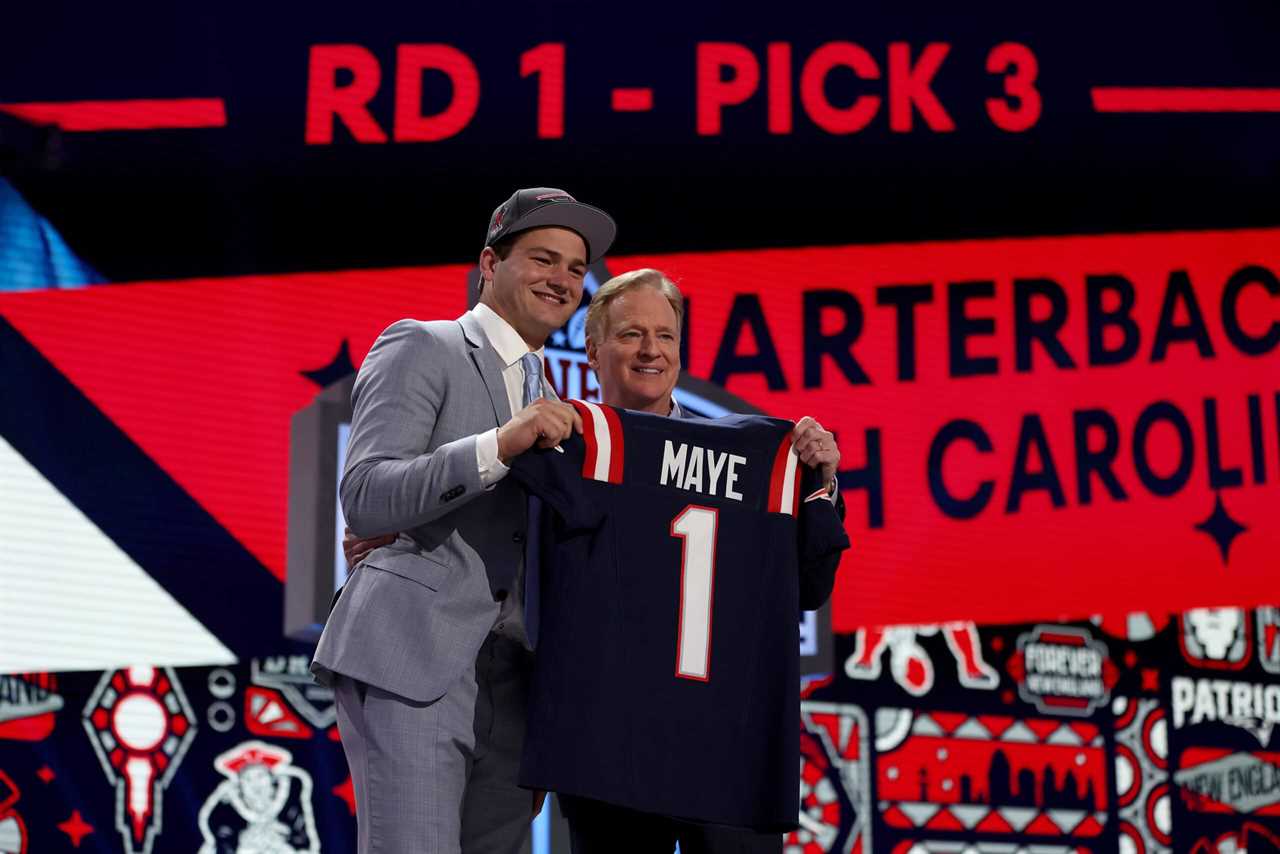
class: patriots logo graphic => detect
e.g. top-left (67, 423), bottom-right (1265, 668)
top-left (489, 205), bottom-right (507, 235)
top-left (82, 666), bottom-right (197, 854)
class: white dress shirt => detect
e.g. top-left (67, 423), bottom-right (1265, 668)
top-left (471, 302), bottom-right (545, 487)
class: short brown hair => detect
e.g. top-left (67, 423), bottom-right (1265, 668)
top-left (489, 233), bottom-right (518, 261)
top-left (585, 268), bottom-right (684, 341)
top-left (476, 233), bottom-right (519, 294)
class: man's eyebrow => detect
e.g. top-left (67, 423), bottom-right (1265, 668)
top-left (525, 245), bottom-right (587, 266)
top-left (618, 321), bottom-right (678, 333)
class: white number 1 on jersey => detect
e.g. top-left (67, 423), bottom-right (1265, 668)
top-left (671, 505), bottom-right (719, 681)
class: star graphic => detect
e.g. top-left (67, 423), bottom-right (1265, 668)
top-left (58, 810), bottom-right (94, 847)
top-left (1141, 668), bottom-right (1161, 693)
top-left (301, 340), bottom-right (356, 388)
top-left (333, 776), bottom-right (357, 815)
top-left (1194, 493), bottom-right (1247, 564)
top-left (36, 765), bottom-right (55, 783)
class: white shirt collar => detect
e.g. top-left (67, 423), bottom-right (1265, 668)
top-left (472, 302), bottom-right (544, 367)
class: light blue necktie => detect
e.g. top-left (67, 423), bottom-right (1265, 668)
top-left (520, 352), bottom-right (543, 409)
top-left (520, 352), bottom-right (544, 647)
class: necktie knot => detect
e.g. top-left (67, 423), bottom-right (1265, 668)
top-left (521, 352), bottom-right (543, 407)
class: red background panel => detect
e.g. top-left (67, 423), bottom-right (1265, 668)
top-left (2, 227), bottom-right (1276, 630)
top-left (612, 229), bottom-right (1279, 629)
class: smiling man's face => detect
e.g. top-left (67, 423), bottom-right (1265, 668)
top-left (587, 285), bottom-right (681, 414)
top-left (480, 227), bottom-right (588, 349)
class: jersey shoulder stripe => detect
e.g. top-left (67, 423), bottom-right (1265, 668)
top-left (767, 432), bottom-right (802, 515)
top-left (600, 403), bottom-right (625, 483)
top-left (569, 399), bottom-right (624, 484)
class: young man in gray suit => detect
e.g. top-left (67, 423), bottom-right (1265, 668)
top-left (312, 188), bottom-right (616, 854)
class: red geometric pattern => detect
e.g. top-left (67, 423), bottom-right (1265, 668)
top-left (876, 707), bottom-right (1107, 840)
top-left (244, 686), bottom-right (314, 740)
top-left (785, 702), bottom-right (870, 854)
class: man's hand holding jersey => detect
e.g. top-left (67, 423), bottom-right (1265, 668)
top-left (791, 415), bottom-right (841, 495)
top-left (497, 398), bottom-right (584, 463)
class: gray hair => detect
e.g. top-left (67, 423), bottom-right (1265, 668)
top-left (585, 268), bottom-right (684, 341)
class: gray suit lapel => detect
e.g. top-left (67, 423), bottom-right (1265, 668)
top-left (458, 313), bottom-right (512, 425)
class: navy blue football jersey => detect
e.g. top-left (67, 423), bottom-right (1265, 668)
top-left (509, 402), bottom-right (850, 832)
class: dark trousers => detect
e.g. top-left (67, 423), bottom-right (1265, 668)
top-left (560, 795), bottom-right (782, 854)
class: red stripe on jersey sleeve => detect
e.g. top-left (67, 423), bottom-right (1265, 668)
top-left (571, 400), bottom-right (598, 479)
top-left (767, 433), bottom-right (793, 514)
top-left (601, 404), bottom-right (625, 484)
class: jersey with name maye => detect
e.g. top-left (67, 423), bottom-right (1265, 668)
top-left (509, 401), bottom-right (850, 832)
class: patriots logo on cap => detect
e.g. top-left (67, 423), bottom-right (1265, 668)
top-left (489, 206), bottom-right (507, 235)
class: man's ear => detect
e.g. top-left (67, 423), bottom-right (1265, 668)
top-left (478, 246), bottom-right (499, 287)
top-left (585, 336), bottom-right (598, 370)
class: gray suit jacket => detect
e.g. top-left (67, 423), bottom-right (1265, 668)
top-left (312, 312), bottom-right (539, 703)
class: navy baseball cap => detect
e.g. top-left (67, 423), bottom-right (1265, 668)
top-left (484, 187), bottom-right (616, 263)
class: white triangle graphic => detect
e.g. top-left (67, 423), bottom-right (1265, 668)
top-left (0, 436), bottom-right (235, 673)
top-left (1046, 809), bottom-right (1086, 833)
top-left (1001, 721), bottom-right (1038, 743)
top-left (898, 802), bottom-right (941, 827)
top-left (999, 806), bottom-right (1038, 831)
top-left (950, 804), bottom-right (989, 829)
top-left (912, 714), bottom-right (945, 737)
top-left (954, 718), bottom-right (992, 740)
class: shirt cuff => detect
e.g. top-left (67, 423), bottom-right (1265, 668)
top-left (476, 428), bottom-right (511, 488)
top-left (804, 478), bottom-right (839, 504)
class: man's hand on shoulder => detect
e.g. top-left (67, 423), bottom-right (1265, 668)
top-left (792, 416), bottom-right (841, 494)
top-left (497, 398), bottom-right (584, 464)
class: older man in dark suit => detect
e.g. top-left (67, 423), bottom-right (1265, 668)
top-left (556, 267), bottom-right (844, 854)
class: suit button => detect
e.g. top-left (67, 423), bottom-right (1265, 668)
top-left (512, 531), bottom-right (525, 544)
top-left (494, 589), bottom-right (508, 602)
